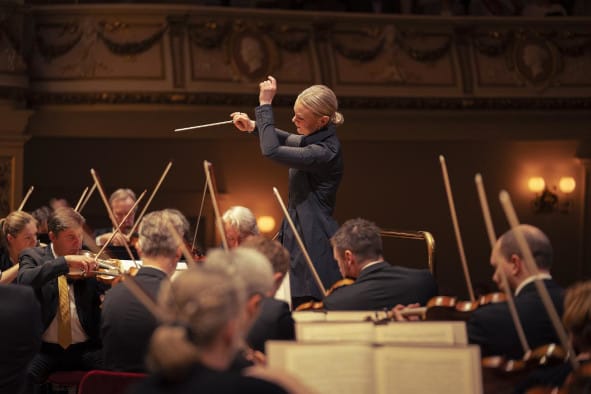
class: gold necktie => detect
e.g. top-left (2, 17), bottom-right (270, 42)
top-left (57, 275), bottom-right (72, 349)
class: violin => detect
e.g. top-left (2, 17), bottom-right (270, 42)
top-left (393, 291), bottom-right (507, 322)
top-left (294, 278), bottom-right (355, 311)
top-left (68, 250), bottom-right (138, 286)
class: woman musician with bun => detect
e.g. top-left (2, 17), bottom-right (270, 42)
top-left (231, 76), bottom-right (344, 308)
top-left (0, 211), bottom-right (38, 284)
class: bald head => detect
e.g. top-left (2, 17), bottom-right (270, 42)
top-left (497, 224), bottom-right (553, 270)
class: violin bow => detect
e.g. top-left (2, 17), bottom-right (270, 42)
top-left (272, 186), bottom-right (327, 297)
top-left (203, 161), bottom-right (229, 251)
top-left (90, 169), bottom-right (139, 266)
top-left (439, 155), bottom-right (475, 302)
top-left (74, 186), bottom-right (89, 212)
top-left (94, 190), bottom-right (147, 263)
top-left (499, 190), bottom-right (579, 370)
top-left (126, 161), bottom-right (173, 240)
top-left (17, 186), bottom-right (34, 211)
top-left (191, 177), bottom-right (208, 254)
top-left (77, 183), bottom-right (97, 214)
top-left (475, 174), bottom-right (531, 355)
top-left (165, 220), bottom-right (197, 269)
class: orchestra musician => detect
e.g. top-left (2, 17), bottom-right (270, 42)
top-left (131, 265), bottom-right (311, 394)
top-left (203, 247), bottom-right (275, 369)
top-left (466, 224), bottom-right (564, 359)
top-left (323, 218), bottom-right (438, 311)
top-left (94, 188), bottom-right (137, 247)
top-left (241, 235), bottom-right (295, 353)
top-left (515, 280), bottom-right (591, 393)
top-left (0, 211), bottom-right (38, 284)
top-left (231, 76), bottom-right (343, 308)
top-left (222, 206), bottom-right (260, 249)
top-left (100, 209), bottom-right (189, 372)
top-left (17, 207), bottom-right (103, 389)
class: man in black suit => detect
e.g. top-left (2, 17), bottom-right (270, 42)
top-left (94, 188), bottom-right (137, 248)
top-left (18, 207), bottom-right (103, 387)
top-left (0, 284), bottom-right (42, 394)
top-left (467, 224), bottom-right (564, 359)
top-left (241, 236), bottom-right (295, 353)
top-left (322, 218), bottom-right (438, 311)
top-left (101, 209), bottom-right (189, 372)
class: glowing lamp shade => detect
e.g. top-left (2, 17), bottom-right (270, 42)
top-left (528, 177), bottom-right (546, 193)
top-left (559, 177), bottom-right (576, 194)
top-left (257, 216), bottom-right (276, 233)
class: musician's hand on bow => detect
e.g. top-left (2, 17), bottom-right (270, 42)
top-left (64, 254), bottom-right (97, 277)
top-left (259, 75), bottom-right (277, 105)
top-left (391, 303), bottom-right (420, 321)
top-left (230, 112), bottom-right (255, 132)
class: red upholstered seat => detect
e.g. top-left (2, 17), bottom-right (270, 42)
top-left (77, 370), bottom-right (147, 394)
top-left (46, 371), bottom-right (88, 394)
top-left (47, 371), bottom-right (88, 385)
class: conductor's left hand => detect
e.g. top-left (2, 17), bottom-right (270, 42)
top-left (259, 76), bottom-right (277, 105)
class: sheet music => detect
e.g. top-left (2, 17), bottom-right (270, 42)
top-left (374, 321), bottom-right (467, 345)
top-left (374, 345), bottom-right (482, 394)
top-left (296, 322), bottom-right (375, 342)
top-left (267, 342), bottom-right (375, 394)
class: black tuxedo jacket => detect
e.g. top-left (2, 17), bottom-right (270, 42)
top-left (17, 245), bottom-right (104, 344)
top-left (0, 284), bottom-right (42, 394)
top-left (247, 298), bottom-right (295, 353)
top-left (467, 279), bottom-right (564, 359)
top-left (101, 266), bottom-right (166, 372)
top-left (322, 261), bottom-right (438, 311)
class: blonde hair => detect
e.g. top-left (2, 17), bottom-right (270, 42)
top-left (205, 247), bottom-right (274, 298)
top-left (0, 211), bottom-right (36, 249)
top-left (147, 266), bottom-right (246, 380)
top-left (296, 85), bottom-right (344, 126)
top-left (563, 281), bottom-right (591, 351)
top-left (138, 209), bottom-right (189, 258)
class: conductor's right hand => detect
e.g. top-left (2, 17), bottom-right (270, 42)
top-left (230, 112), bottom-right (255, 132)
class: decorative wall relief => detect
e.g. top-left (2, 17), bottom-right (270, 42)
top-left (31, 17), bottom-right (167, 79)
top-left (332, 23), bottom-right (456, 88)
top-left (1, 27), bottom-right (26, 73)
top-left (472, 28), bottom-right (591, 91)
top-left (227, 27), bottom-right (278, 82)
top-left (188, 18), bottom-right (314, 84)
top-left (511, 36), bottom-right (560, 88)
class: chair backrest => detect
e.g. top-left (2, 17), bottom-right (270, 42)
top-left (380, 229), bottom-right (436, 278)
top-left (77, 370), bottom-right (146, 394)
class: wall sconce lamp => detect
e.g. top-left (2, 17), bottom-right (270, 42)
top-left (528, 176), bottom-right (576, 213)
top-left (257, 215), bottom-right (276, 233)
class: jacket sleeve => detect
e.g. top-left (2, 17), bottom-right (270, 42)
top-left (17, 248), bottom-right (69, 289)
top-left (255, 105), bottom-right (338, 171)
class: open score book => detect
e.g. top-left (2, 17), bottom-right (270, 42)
top-left (267, 341), bottom-right (483, 394)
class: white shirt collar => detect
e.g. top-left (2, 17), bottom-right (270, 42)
top-left (515, 273), bottom-right (552, 296)
top-left (360, 259), bottom-right (384, 272)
